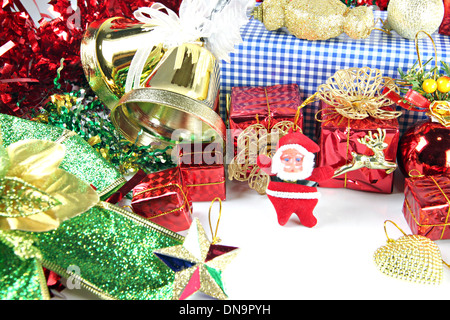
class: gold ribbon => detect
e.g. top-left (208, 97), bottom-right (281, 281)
top-left (428, 101), bottom-right (450, 127)
top-left (132, 183), bottom-right (192, 219)
top-left (343, 118), bottom-right (351, 188)
top-left (186, 181), bottom-right (225, 188)
top-left (208, 197), bottom-right (222, 245)
top-left (264, 88), bottom-right (272, 129)
top-left (415, 31), bottom-right (438, 81)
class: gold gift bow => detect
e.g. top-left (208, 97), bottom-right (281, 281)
top-left (428, 101), bottom-right (450, 127)
top-left (228, 89), bottom-right (308, 194)
top-left (132, 183), bottom-right (192, 219)
top-left (316, 67), bottom-right (402, 121)
top-left (0, 135), bottom-right (99, 300)
top-left (0, 139), bottom-right (99, 232)
top-left (405, 170), bottom-right (450, 241)
top-left (383, 220), bottom-right (450, 269)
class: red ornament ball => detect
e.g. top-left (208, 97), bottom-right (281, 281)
top-left (397, 120), bottom-right (450, 177)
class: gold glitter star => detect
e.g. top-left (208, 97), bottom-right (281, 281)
top-left (154, 218), bottom-right (239, 300)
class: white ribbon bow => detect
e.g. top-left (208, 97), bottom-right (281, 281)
top-left (124, 2), bottom-right (215, 93)
top-left (124, 0), bottom-right (255, 93)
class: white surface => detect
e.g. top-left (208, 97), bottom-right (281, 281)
top-left (54, 171), bottom-right (450, 300)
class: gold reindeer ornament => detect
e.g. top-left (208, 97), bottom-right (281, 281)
top-left (334, 128), bottom-right (397, 177)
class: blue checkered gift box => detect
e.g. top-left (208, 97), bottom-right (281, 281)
top-left (219, 10), bottom-right (450, 139)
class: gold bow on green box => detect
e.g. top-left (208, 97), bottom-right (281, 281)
top-left (0, 137), bottom-right (100, 299)
top-left (0, 114), bottom-right (126, 200)
top-left (0, 115), bottom-right (185, 300)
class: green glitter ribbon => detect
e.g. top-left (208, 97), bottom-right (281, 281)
top-left (0, 230), bottom-right (50, 300)
top-left (0, 114), bottom-right (126, 200)
top-left (33, 202), bottom-right (184, 300)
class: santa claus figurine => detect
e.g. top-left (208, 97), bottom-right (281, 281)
top-left (257, 130), bottom-right (334, 227)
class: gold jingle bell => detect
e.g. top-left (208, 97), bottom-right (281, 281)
top-left (81, 17), bottom-right (165, 110)
top-left (113, 42), bottom-right (226, 148)
top-left (81, 18), bottom-right (226, 149)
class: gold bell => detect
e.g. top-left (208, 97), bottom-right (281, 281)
top-left (81, 19), bottom-right (226, 149)
top-left (81, 17), bottom-right (165, 110)
top-left (112, 42), bottom-right (225, 148)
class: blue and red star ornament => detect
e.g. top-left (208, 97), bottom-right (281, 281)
top-left (153, 218), bottom-right (239, 300)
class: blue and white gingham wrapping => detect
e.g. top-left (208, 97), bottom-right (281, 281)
top-left (219, 10), bottom-right (450, 139)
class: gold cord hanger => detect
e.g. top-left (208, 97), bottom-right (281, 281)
top-left (208, 197), bottom-right (223, 245)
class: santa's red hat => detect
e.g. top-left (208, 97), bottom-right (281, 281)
top-left (276, 131), bottom-right (320, 154)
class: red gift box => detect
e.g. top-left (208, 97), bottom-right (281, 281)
top-left (317, 101), bottom-right (400, 193)
top-left (403, 174), bottom-right (450, 241)
top-left (229, 84), bottom-right (303, 155)
top-left (439, 0), bottom-right (450, 36)
top-left (131, 166), bottom-right (193, 232)
top-left (176, 143), bottom-right (226, 202)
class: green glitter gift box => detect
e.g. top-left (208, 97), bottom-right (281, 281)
top-left (34, 203), bottom-right (184, 300)
top-left (0, 114), bottom-right (126, 199)
top-left (0, 114), bottom-right (185, 299)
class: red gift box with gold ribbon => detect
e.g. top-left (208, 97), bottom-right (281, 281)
top-left (403, 174), bottom-right (450, 241)
top-left (315, 67), bottom-right (402, 193)
top-left (176, 143), bottom-right (226, 202)
top-left (317, 101), bottom-right (400, 193)
top-left (131, 166), bottom-right (193, 232)
top-left (228, 84), bottom-right (303, 155)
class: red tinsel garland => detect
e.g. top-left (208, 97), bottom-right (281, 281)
top-left (0, 0), bottom-right (182, 117)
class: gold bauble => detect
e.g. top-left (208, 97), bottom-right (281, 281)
top-left (343, 6), bottom-right (374, 40)
top-left (253, 0), bottom-right (375, 41)
top-left (386, 0), bottom-right (444, 40)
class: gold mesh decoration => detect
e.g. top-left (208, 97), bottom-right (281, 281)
top-left (317, 67), bottom-right (402, 120)
top-left (228, 121), bottom-right (299, 195)
top-left (374, 220), bottom-right (447, 285)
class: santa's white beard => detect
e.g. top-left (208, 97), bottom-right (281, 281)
top-left (274, 164), bottom-right (314, 181)
top-left (271, 146), bottom-right (315, 181)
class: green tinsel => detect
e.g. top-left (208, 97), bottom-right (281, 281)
top-left (32, 89), bottom-right (175, 175)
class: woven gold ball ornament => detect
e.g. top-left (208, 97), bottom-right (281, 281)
top-left (374, 220), bottom-right (445, 285)
top-left (386, 0), bottom-right (444, 40)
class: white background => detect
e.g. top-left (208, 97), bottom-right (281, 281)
top-left (19, 0), bottom-right (450, 301)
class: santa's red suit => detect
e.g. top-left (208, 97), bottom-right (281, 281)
top-left (257, 131), bottom-right (334, 227)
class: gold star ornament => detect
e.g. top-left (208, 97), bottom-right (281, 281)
top-left (154, 218), bottom-right (239, 300)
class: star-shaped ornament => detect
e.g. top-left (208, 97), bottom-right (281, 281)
top-left (154, 218), bottom-right (239, 300)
